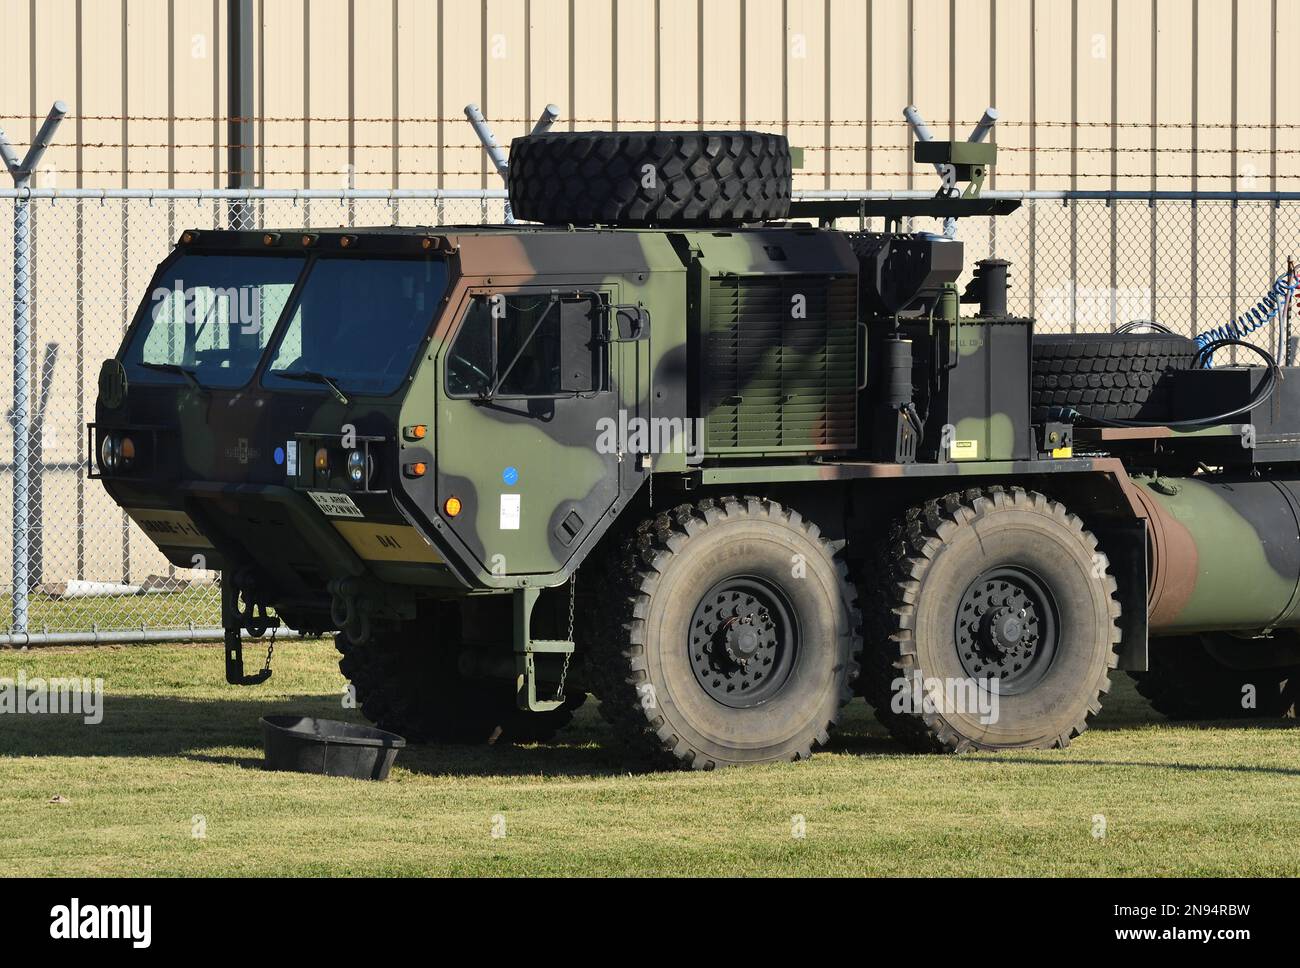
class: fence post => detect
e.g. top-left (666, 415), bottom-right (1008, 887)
top-left (0, 101), bottom-right (66, 636)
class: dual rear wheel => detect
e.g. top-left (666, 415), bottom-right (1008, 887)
top-left (588, 488), bottom-right (1123, 765)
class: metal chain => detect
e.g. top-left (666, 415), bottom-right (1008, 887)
top-left (262, 623), bottom-right (277, 675)
top-left (553, 574), bottom-right (577, 702)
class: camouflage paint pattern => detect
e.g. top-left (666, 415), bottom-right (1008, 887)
top-left (1136, 474), bottom-right (1300, 633)
top-left (92, 223), bottom-right (1300, 646)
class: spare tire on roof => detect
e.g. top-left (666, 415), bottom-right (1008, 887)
top-left (507, 130), bottom-right (792, 227)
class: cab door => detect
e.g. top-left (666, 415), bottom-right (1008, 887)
top-left (434, 286), bottom-right (622, 579)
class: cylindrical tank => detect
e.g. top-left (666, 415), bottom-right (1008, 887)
top-left (1137, 474), bottom-right (1300, 634)
top-left (878, 335), bottom-right (914, 410)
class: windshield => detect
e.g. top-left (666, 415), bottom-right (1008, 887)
top-left (121, 253), bottom-right (304, 388)
top-left (264, 257), bottom-right (449, 396)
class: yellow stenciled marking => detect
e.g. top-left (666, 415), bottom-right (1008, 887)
top-left (1051, 446), bottom-right (1074, 459)
top-left (124, 508), bottom-right (214, 549)
top-left (332, 521), bottom-right (443, 564)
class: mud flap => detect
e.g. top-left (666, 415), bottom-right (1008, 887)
top-left (1093, 518), bottom-right (1150, 672)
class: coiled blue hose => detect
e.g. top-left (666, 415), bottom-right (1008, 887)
top-left (1195, 269), bottom-right (1299, 362)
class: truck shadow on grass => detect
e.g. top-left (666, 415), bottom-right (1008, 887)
top-left (5, 678), bottom-right (1296, 778)
top-left (0, 687), bottom-right (901, 776)
top-left (0, 691), bottom-right (642, 778)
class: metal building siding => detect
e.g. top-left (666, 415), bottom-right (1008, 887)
top-left (6, 0), bottom-right (1295, 190)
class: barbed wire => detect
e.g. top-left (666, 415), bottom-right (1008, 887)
top-left (62, 167), bottom-right (1296, 179)
top-left (4, 112), bottom-right (1299, 130)
top-left (18, 140), bottom-right (1297, 155)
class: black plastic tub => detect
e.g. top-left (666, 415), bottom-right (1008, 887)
top-left (260, 716), bottom-right (406, 781)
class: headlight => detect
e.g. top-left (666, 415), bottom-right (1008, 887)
top-left (100, 434), bottom-right (119, 471)
top-left (347, 448), bottom-right (368, 485)
top-left (99, 433), bottom-right (137, 473)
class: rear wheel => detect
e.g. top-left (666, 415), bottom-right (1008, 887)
top-left (1131, 635), bottom-right (1299, 719)
top-left (336, 605), bottom-right (584, 745)
top-left (588, 497), bottom-right (860, 769)
top-left (860, 487), bottom-right (1122, 752)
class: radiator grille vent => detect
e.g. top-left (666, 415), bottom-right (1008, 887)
top-left (705, 274), bottom-right (858, 452)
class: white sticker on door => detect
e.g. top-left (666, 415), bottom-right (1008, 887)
top-left (499, 493), bottom-right (521, 530)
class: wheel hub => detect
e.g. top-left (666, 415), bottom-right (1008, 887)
top-left (955, 567), bottom-right (1058, 694)
top-left (689, 578), bottom-right (797, 708)
top-left (721, 611), bottom-right (769, 665)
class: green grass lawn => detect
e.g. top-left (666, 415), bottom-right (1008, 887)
top-left (1, 639), bottom-right (1298, 877)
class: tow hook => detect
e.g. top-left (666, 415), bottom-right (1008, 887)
top-left (329, 578), bottom-right (372, 646)
top-left (222, 569), bottom-right (279, 686)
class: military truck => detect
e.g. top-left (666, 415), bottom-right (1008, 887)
top-left (92, 130), bottom-right (1300, 769)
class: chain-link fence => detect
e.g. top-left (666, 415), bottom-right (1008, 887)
top-left (3, 187), bottom-right (1299, 644)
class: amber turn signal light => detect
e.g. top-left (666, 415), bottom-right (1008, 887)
top-left (444, 496), bottom-right (462, 517)
top-left (403, 424), bottom-right (427, 441)
top-left (404, 461), bottom-right (427, 478)
top-left (314, 447), bottom-right (330, 472)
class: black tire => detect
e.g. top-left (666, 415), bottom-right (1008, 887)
top-left (336, 608), bottom-right (584, 745)
top-left (861, 487), bottom-right (1122, 752)
top-left (1130, 635), bottom-right (1299, 719)
top-left (1031, 333), bottom-right (1198, 423)
top-left (587, 496), bottom-right (860, 770)
top-left (507, 131), bottom-right (792, 227)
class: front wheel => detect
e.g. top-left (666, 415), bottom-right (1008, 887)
top-left (860, 487), bottom-right (1122, 752)
top-left (588, 497), bottom-right (861, 770)
top-left (336, 605), bottom-right (584, 745)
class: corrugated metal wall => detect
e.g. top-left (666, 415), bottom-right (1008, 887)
top-left (4, 0), bottom-right (1298, 191)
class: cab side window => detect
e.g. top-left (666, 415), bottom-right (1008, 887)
top-left (446, 292), bottom-right (602, 398)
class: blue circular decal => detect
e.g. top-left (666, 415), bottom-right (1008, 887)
top-left (502, 466), bottom-right (519, 486)
top-left (273, 446), bottom-right (285, 466)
